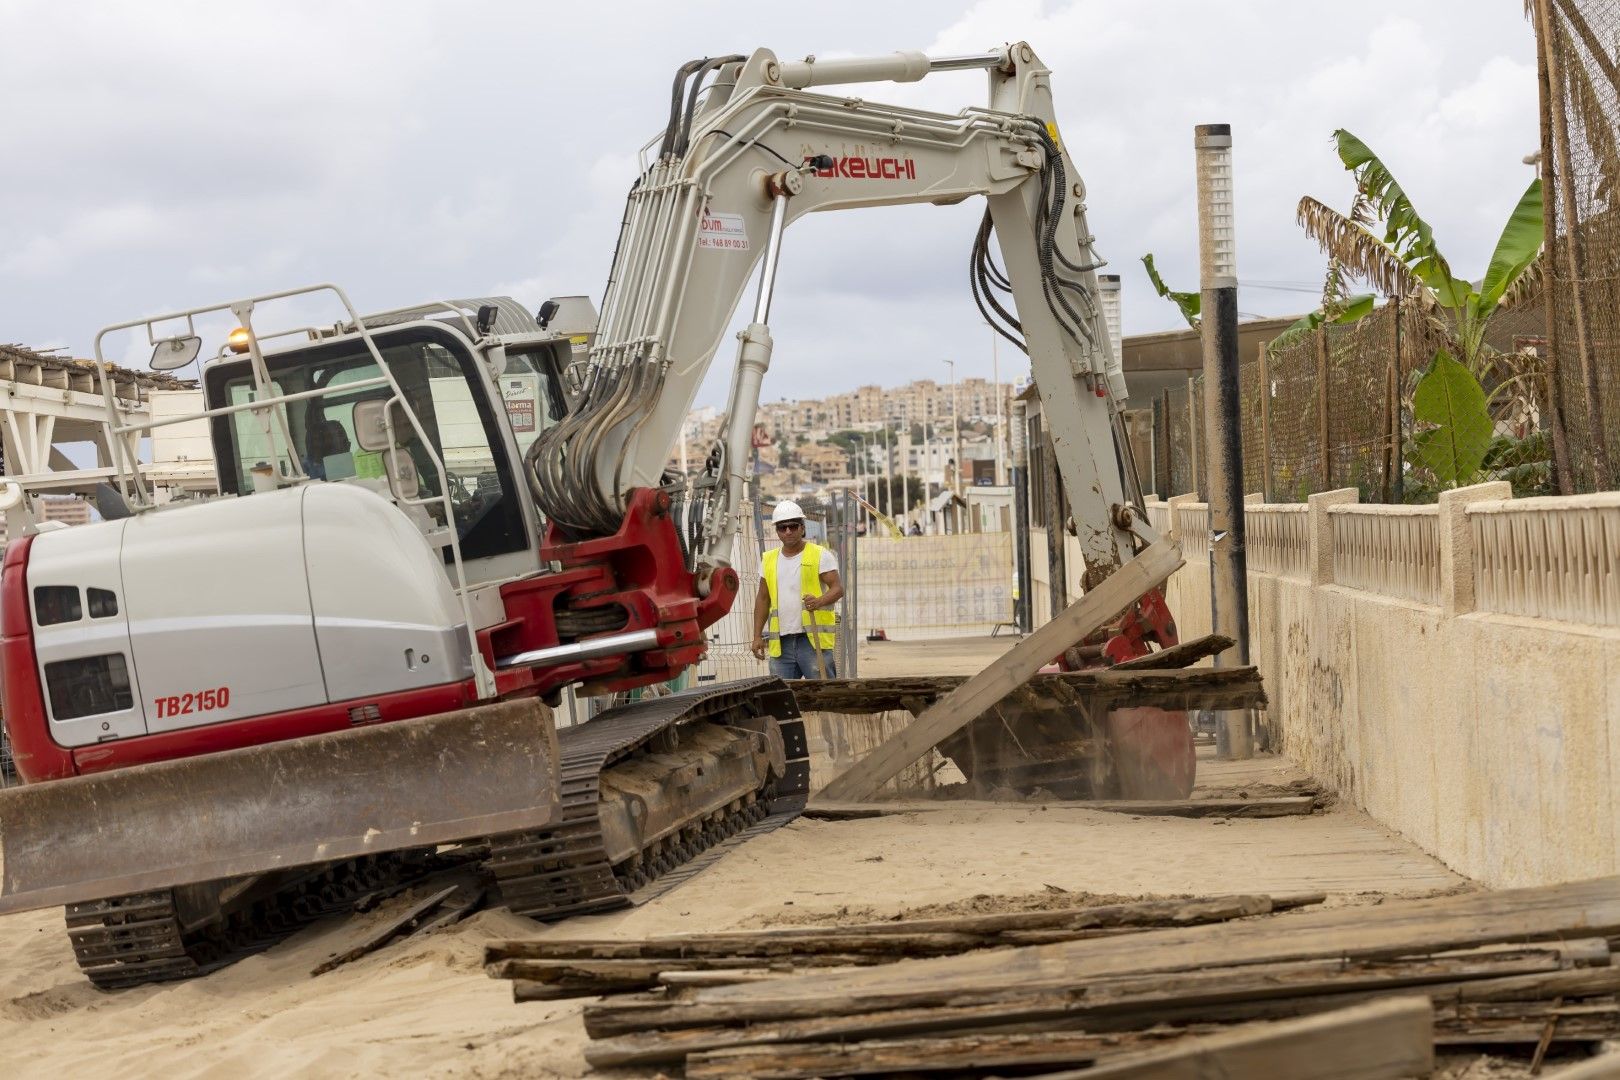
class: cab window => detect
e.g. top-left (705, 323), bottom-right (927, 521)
top-left (497, 348), bottom-right (571, 461)
top-left (206, 327), bottom-right (530, 562)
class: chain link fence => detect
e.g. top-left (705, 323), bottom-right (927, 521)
top-left (1152, 300), bottom-right (1560, 504)
top-left (1538, 0), bottom-right (1620, 492)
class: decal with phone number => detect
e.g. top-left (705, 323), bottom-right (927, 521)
top-left (155, 687), bottom-right (231, 718)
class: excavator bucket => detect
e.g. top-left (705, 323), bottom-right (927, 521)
top-left (0, 699), bottom-right (559, 916)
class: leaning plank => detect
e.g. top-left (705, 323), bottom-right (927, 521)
top-left (488, 893), bottom-right (1316, 966)
top-left (804, 797), bottom-right (1316, 820)
top-left (1108, 633), bottom-right (1235, 670)
top-left (814, 539), bottom-right (1183, 803)
top-left (684, 1029), bottom-right (1186, 1080)
top-left (583, 950), bottom-right (1565, 1064)
top-left (594, 876), bottom-right (1620, 1027)
top-left (1024, 998), bottom-right (1433, 1080)
top-left (310, 883), bottom-right (458, 977)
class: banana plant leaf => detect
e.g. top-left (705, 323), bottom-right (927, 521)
top-left (1142, 253), bottom-right (1201, 329)
top-left (1474, 178), bottom-right (1544, 318)
top-left (1334, 130), bottom-right (1473, 309)
top-left (1410, 348), bottom-right (1493, 485)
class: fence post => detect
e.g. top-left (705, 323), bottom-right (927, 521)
top-left (1539, 0), bottom-right (1613, 490)
top-left (1152, 393), bottom-right (1170, 497)
top-left (1315, 329), bottom-right (1332, 490)
top-left (1438, 481), bottom-right (1511, 619)
top-left (1307, 487), bottom-right (1358, 586)
top-left (1257, 342), bottom-right (1273, 502)
top-left (1383, 296), bottom-right (1398, 504)
top-left (1532, 3), bottom-right (1579, 494)
top-left (1186, 377), bottom-right (1200, 498)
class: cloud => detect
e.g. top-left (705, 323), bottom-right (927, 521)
top-left (2, 0), bottom-right (1540, 415)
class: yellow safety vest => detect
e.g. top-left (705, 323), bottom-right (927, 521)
top-left (763, 542), bottom-right (837, 657)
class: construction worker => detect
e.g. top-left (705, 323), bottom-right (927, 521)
top-left (750, 500), bottom-right (843, 679)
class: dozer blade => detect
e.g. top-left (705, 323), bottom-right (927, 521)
top-left (0, 698), bottom-right (559, 916)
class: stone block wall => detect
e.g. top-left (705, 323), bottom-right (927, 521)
top-left (1150, 486), bottom-right (1620, 888)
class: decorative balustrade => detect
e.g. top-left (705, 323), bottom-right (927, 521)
top-left (1469, 493), bottom-right (1620, 626)
top-left (1329, 505), bottom-right (1441, 606)
top-left (1244, 504), bottom-right (1309, 580)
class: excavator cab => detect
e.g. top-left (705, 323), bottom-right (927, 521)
top-left (200, 313), bottom-right (571, 586)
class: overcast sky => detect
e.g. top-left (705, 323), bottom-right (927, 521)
top-left (2, 1), bottom-right (1538, 410)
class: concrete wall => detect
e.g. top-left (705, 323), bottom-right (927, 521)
top-left (1151, 487), bottom-right (1620, 889)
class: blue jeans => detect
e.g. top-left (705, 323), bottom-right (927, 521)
top-left (769, 633), bottom-right (837, 680)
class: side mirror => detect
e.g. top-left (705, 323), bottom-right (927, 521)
top-left (382, 448), bottom-right (419, 501)
top-left (150, 335), bottom-right (202, 372)
top-left (351, 399), bottom-right (392, 452)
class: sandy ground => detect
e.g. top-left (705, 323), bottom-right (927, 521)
top-left (0, 637), bottom-right (1474, 1079)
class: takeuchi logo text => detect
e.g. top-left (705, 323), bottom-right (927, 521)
top-left (808, 155), bottom-right (917, 180)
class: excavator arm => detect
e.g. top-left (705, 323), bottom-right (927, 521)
top-left (532, 45), bottom-right (1151, 606)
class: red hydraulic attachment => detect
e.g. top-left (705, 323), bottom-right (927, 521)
top-left (1101, 586), bottom-right (1179, 665)
top-left (1058, 586), bottom-right (1195, 800)
top-left (484, 487), bottom-right (738, 700)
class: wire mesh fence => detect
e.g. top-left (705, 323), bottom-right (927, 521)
top-left (1154, 300), bottom-right (1562, 504)
top-left (1538, 0), bottom-right (1620, 493)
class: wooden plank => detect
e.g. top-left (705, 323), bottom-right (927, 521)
top-left (489, 894), bottom-right (1313, 966)
top-left (1028, 998), bottom-right (1433, 1080)
top-left (684, 1030), bottom-right (1185, 1080)
top-left (583, 950), bottom-right (1567, 1064)
top-left (791, 664), bottom-right (1262, 715)
top-left (583, 946), bottom-right (1574, 1044)
top-left (310, 884), bottom-right (457, 977)
top-left (804, 797), bottom-right (1316, 820)
top-left (605, 876), bottom-right (1620, 1026)
top-left (814, 540), bottom-right (1183, 803)
top-left (1109, 633), bottom-right (1234, 670)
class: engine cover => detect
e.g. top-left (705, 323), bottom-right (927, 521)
top-left (22, 483), bottom-right (472, 749)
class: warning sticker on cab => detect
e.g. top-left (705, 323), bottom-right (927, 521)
top-left (698, 211), bottom-right (749, 252)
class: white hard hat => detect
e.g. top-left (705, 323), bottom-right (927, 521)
top-left (770, 499), bottom-right (805, 524)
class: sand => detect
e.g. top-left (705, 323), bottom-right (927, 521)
top-left (0, 638), bottom-right (1470, 1078)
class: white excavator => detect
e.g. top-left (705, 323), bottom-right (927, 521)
top-left (0, 43), bottom-right (1189, 988)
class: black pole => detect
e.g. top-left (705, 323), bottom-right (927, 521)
top-left (1196, 122), bottom-right (1253, 759)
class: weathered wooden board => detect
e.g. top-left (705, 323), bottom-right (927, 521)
top-left (581, 949), bottom-right (1574, 1065)
top-left (1109, 633), bottom-right (1235, 670)
top-left (791, 666), bottom-right (1264, 715)
top-left (683, 1029), bottom-right (1185, 1079)
top-left (803, 796), bottom-right (1315, 820)
top-left (1027, 998), bottom-right (1433, 1080)
top-left (488, 893), bottom-right (1313, 966)
top-left (589, 876), bottom-right (1620, 1027)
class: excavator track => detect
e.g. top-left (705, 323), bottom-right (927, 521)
top-left (65, 852), bottom-right (442, 990)
top-left (487, 676), bottom-right (807, 921)
top-left (64, 678), bottom-right (805, 988)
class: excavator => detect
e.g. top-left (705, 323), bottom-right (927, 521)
top-left (0, 42), bottom-right (1190, 988)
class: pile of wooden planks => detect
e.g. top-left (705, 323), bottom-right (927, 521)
top-left (488, 876), bottom-right (1620, 1077)
top-left (485, 892), bottom-right (1323, 1002)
